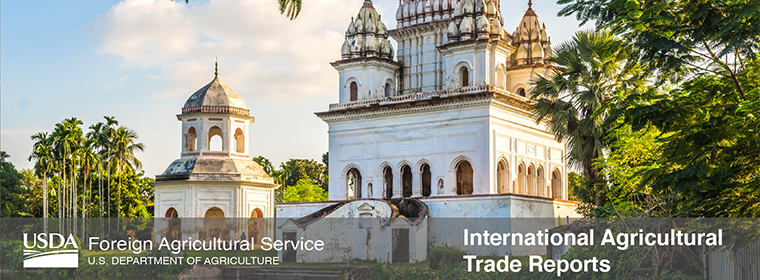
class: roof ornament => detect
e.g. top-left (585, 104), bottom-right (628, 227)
top-left (528, 0), bottom-right (533, 9)
top-left (214, 56), bottom-right (218, 78)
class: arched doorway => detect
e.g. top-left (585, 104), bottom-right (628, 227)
top-left (165, 208), bottom-right (181, 242)
top-left (528, 165), bottom-right (536, 195)
top-left (537, 167), bottom-right (545, 197)
top-left (497, 160), bottom-right (510, 193)
top-left (518, 163), bottom-right (526, 194)
top-left (401, 165), bottom-right (412, 198)
top-left (248, 208), bottom-right (264, 244)
top-left (384, 166), bottom-right (393, 199)
top-left (460, 67), bottom-right (470, 87)
top-left (208, 126), bottom-right (223, 151)
top-left (347, 168), bottom-right (362, 199)
top-left (203, 207), bottom-right (227, 241)
top-left (551, 169), bottom-right (562, 199)
top-left (421, 164), bottom-right (431, 197)
top-left (456, 161), bottom-right (473, 195)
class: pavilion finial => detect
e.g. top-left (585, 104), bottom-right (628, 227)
top-left (214, 57), bottom-right (218, 77)
top-left (528, 0), bottom-right (533, 9)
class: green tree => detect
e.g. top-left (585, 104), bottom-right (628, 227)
top-left (283, 179), bottom-right (328, 202)
top-left (88, 116), bottom-right (119, 218)
top-left (560, 0), bottom-right (760, 217)
top-left (0, 152), bottom-right (29, 217)
top-left (29, 132), bottom-right (55, 218)
top-left (78, 138), bottom-right (99, 218)
top-left (110, 126), bottom-right (145, 218)
top-left (280, 159), bottom-right (327, 190)
top-left (531, 29), bottom-right (644, 207)
top-left (19, 169), bottom-right (44, 217)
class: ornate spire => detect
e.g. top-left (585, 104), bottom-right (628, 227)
top-left (528, 0), bottom-right (532, 9)
top-left (214, 57), bottom-right (218, 78)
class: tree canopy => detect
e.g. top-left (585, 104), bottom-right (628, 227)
top-left (555, 0), bottom-right (760, 217)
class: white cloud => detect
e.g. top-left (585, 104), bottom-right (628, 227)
top-left (86, 0), bottom-right (361, 100)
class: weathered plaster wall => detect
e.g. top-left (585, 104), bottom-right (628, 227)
top-left (326, 102), bottom-right (491, 201)
top-left (277, 200), bottom-right (426, 263)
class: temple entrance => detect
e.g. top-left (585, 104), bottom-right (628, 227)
top-left (203, 207), bottom-right (227, 241)
top-left (248, 208), bottom-right (264, 245)
top-left (392, 228), bottom-right (410, 263)
top-left (456, 161), bottom-right (473, 195)
top-left (165, 208), bottom-right (181, 242)
top-left (282, 231), bottom-right (297, 263)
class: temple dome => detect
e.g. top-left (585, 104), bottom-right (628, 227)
top-left (182, 75), bottom-right (249, 114)
top-left (339, 0), bottom-right (394, 59)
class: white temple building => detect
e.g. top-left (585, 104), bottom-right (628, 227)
top-left (153, 65), bottom-right (278, 241)
top-left (276, 0), bottom-right (579, 261)
top-left (281, 0), bottom-right (576, 216)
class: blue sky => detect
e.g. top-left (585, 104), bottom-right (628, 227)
top-left (1, 0), bottom-right (588, 177)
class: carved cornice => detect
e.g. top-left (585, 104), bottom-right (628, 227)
top-left (316, 87), bottom-right (538, 122)
top-left (331, 57), bottom-right (401, 71)
top-left (438, 38), bottom-right (514, 55)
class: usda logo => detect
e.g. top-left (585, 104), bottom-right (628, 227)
top-left (23, 233), bottom-right (79, 268)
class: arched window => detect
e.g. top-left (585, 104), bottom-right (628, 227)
top-left (497, 160), bottom-right (510, 193)
top-left (496, 68), bottom-right (505, 89)
top-left (517, 88), bottom-right (526, 97)
top-left (537, 167), bottom-right (545, 197)
top-left (528, 165), bottom-right (536, 196)
top-left (350, 81), bottom-right (358, 101)
top-left (456, 160), bottom-right (473, 195)
top-left (347, 168), bottom-right (362, 199)
top-left (551, 170), bottom-right (562, 199)
top-left (186, 127), bottom-right (197, 152)
top-left (208, 126), bottom-right (223, 151)
top-left (460, 67), bottom-right (470, 87)
top-left (384, 166), bottom-right (394, 199)
top-left (401, 165), bottom-right (412, 198)
top-left (384, 82), bottom-right (392, 97)
top-left (165, 207), bottom-right (178, 218)
top-left (421, 164), bottom-right (431, 197)
top-left (518, 163), bottom-right (526, 194)
top-left (234, 128), bottom-right (244, 153)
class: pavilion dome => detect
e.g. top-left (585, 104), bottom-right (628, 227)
top-left (183, 76), bottom-right (247, 109)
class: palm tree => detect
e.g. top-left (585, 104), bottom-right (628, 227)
top-left (63, 118), bottom-right (83, 225)
top-left (530, 29), bottom-right (643, 207)
top-left (103, 117), bottom-right (118, 217)
top-left (109, 126), bottom-right (144, 218)
top-left (29, 132), bottom-right (55, 219)
top-left (278, 0), bottom-right (301, 20)
top-left (78, 139), bottom-right (98, 217)
top-left (78, 139), bottom-right (98, 237)
top-left (177, 0), bottom-right (302, 20)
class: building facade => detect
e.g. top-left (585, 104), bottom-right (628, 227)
top-left (318, 0), bottom-right (568, 204)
